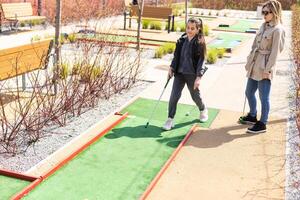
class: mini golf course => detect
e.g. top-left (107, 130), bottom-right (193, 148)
top-left (16, 98), bottom-right (219, 199)
top-left (214, 19), bottom-right (260, 33)
top-left (208, 33), bottom-right (249, 50)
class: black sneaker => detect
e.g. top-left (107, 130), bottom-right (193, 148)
top-left (238, 113), bottom-right (257, 125)
top-left (247, 121), bottom-right (266, 134)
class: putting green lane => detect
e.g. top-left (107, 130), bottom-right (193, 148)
top-left (22, 98), bottom-right (219, 200)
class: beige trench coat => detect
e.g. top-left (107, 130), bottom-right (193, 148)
top-left (245, 21), bottom-right (285, 81)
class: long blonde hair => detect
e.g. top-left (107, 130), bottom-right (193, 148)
top-left (263, 0), bottom-right (283, 24)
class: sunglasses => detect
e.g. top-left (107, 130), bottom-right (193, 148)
top-left (262, 10), bottom-right (272, 16)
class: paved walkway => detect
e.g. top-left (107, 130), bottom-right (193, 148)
top-left (138, 11), bottom-right (292, 199)
top-left (147, 110), bottom-right (286, 200)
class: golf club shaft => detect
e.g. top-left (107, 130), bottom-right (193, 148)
top-left (242, 95), bottom-right (247, 116)
top-left (146, 77), bottom-right (171, 126)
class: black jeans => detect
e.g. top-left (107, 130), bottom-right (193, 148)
top-left (168, 73), bottom-right (205, 118)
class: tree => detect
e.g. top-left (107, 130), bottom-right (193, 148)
top-left (54, 0), bottom-right (62, 94)
top-left (136, 0), bottom-right (144, 50)
top-left (185, 0), bottom-right (188, 27)
top-left (37, 0), bottom-right (42, 15)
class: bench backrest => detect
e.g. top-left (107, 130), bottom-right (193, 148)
top-left (1, 3), bottom-right (33, 19)
top-left (130, 5), bottom-right (172, 19)
top-left (0, 39), bottom-right (53, 80)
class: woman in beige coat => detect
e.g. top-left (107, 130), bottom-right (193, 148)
top-left (239, 0), bottom-right (285, 133)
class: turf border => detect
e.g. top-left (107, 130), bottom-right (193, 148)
top-left (0, 169), bottom-right (38, 182)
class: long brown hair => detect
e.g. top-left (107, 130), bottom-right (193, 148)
top-left (187, 18), bottom-right (207, 57)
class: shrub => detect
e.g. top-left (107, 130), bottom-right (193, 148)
top-left (207, 49), bottom-right (218, 64)
top-left (150, 21), bottom-right (162, 30)
top-left (79, 64), bottom-right (103, 82)
top-left (20, 22), bottom-right (25, 27)
top-left (217, 48), bottom-right (226, 58)
top-left (59, 63), bottom-right (69, 80)
top-left (203, 24), bottom-right (209, 36)
top-left (71, 62), bottom-right (81, 75)
top-left (154, 46), bottom-right (165, 58)
top-left (91, 67), bottom-right (103, 80)
top-left (68, 34), bottom-right (77, 43)
top-left (31, 35), bottom-right (41, 41)
top-left (154, 43), bottom-right (176, 58)
top-left (142, 19), bottom-right (150, 29)
top-left (164, 43), bottom-right (176, 54)
top-left (180, 23), bottom-right (186, 32)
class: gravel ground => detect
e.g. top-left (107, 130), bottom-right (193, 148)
top-left (0, 80), bottom-right (151, 173)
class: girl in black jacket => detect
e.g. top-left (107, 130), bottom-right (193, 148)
top-left (163, 18), bottom-right (208, 130)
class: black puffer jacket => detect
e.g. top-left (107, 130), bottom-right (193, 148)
top-left (170, 33), bottom-right (206, 77)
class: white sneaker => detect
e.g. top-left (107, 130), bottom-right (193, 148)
top-left (162, 118), bottom-right (174, 131)
top-left (199, 108), bottom-right (208, 122)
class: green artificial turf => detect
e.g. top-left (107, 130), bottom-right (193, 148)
top-left (208, 32), bottom-right (249, 49)
top-left (23, 98), bottom-right (219, 200)
top-left (0, 175), bottom-right (31, 200)
top-left (216, 19), bottom-right (260, 32)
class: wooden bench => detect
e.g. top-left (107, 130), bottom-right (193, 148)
top-left (0, 3), bottom-right (46, 32)
top-left (124, 5), bottom-right (175, 33)
top-left (0, 39), bottom-right (53, 90)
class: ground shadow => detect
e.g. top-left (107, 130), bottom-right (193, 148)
top-left (105, 119), bottom-right (198, 140)
top-left (186, 118), bottom-right (286, 149)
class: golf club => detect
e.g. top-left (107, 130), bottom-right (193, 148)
top-left (242, 95), bottom-right (247, 116)
top-left (145, 76), bottom-right (171, 128)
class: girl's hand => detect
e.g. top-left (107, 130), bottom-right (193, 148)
top-left (262, 72), bottom-right (271, 79)
top-left (194, 76), bottom-right (201, 90)
top-left (198, 36), bottom-right (205, 44)
top-left (168, 67), bottom-right (174, 79)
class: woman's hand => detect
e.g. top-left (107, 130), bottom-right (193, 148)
top-left (194, 76), bottom-right (201, 90)
top-left (262, 72), bottom-right (271, 79)
top-left (168, 67), bottom-right (174, 79)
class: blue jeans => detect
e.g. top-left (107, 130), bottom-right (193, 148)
top-left (245, 78), bottom-right (271, 124)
